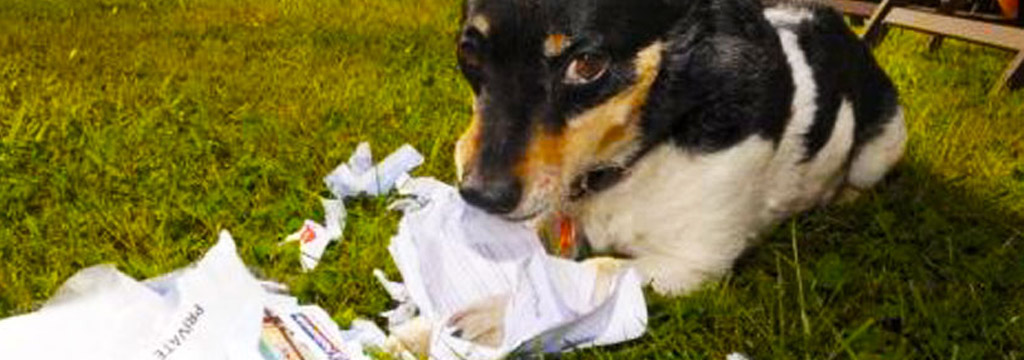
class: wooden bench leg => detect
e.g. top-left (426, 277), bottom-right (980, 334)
top-left (862, 0), bottom-right (896, 48)
top-left (927, 0), bottom-right (965, 52)
top-left (928, 36), bottom-right (945, 52)
top-left (992, 51), bottom-right (1024, 94)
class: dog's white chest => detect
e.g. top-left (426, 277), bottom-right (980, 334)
top-left (575, 140), bottom-right (776, 257)
top-left (574, 21), bottom-right (859, 263)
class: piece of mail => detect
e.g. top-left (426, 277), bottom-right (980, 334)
top-left (0, 231), bottom-right (377, 360)
top-left (0, 231), bottom-right (266, 360)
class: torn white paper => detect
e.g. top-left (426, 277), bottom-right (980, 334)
top-left (373, 269), bottom-right (419, 328)
top-left (341, 318), bottom-right (389, 352)
top-left (0, 231), bottom-right (266, 360)
top-left (262, 293), bottom-right (374, 360)
top-left (381, 177), bottom-right (647, 359)
top-left (0, 231), bottom-right (377, 360)
top-left (281, 198), bottom-right (346, 272)
top-left (324, 142), bottom-right (424, 199)
top-left (283, 143), bottom-right (424, 272)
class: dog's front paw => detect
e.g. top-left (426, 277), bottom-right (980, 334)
top-left (386, 316), bottom-right (433, 357)
top-left (632, 256), bottom-right (723, 296)
top-left (581, 256), bottom-right (628, 302)
top-left (448, 294), bottom-right (509, 347)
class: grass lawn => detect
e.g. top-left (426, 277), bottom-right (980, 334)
top-left (1, 0), bottom-right (1022, 358)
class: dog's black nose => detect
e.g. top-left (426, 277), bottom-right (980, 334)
top-left (459, 176), bottom-right (522, 215)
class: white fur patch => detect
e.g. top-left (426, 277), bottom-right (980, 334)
top-left (806, 100), bottom-right (857, 201)
top-left (774, 28), bottom-right (819, 157)
top-left (762, 28), bottom-right (824, 216)
top-left (848, 107), bottom-right (906, 188)
top-left (763, 7), bottom-right (814, 27)
top-left (469, 15), bottom-right (491, 36)
top-left (577, 139), bottom-right (775, 295)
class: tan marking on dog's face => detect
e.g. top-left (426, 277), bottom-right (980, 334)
top-left (516, 42), bottom-right (665, 212)
top-left (515, 129), bottom-right (563, 180)
top-left (455, 98), bottom-right (483, 181)
top-left (597, 124), bottom-right (629, 152)
top-left (544, 34), bottom-right (571, 57)
top-left (469, 15), bottom-right (491, 37)
top-left (510, 127), bottom-right (564, 217)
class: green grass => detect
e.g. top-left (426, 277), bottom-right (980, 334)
top-left (0, 0), bottom-right (1022, 358)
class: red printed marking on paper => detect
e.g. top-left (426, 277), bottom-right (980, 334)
top-left (300, 224), bottom-right (317, 244)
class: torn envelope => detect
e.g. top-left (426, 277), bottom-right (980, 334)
top-left (381, 177), bottom-right (648, 359)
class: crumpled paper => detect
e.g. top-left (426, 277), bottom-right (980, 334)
top-left (0, 231), bottom-right (380, 360)
top-left (0, 231), bottom-right (267, 360)
top-left (282, 143), bottom-right (424, 272)
top-left (281, 198), bottom-right (346, 272)
top-left (262, 289), bottom-right (376, 360)
top-left (376, 177), bottom-right (648, 359)
top-left (324, 142), bottom-right (424, 199)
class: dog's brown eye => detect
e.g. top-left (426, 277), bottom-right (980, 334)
top-left (565, 53), bottom-right (610, 85)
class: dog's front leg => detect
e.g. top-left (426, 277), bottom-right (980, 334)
top-left (582, 256), bottom-right (629, 303)
top-left (385, 316), bottom-right (433, 356)
top-left (384, 298), bottom-right (511, 357)
top-left (632, 253), bottom-right (731, 295)
top-left (448, 294), bottom-right (510, 347)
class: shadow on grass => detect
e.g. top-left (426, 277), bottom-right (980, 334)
top-left (562, 160), bottom-right (1023, 359)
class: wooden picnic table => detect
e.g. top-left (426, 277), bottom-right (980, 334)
top-left (826, 0), bottom-right (1024, 93)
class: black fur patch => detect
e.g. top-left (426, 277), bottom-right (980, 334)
top-left (637, 0), bottom-right (794, 154)
top-left (779, 6), bottom-right (900, 162)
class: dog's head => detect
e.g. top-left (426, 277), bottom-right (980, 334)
top-left (454, 0), bottom-right (683, 220)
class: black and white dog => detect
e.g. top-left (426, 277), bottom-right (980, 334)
top-left (440, 0), bottom-right (905, 347)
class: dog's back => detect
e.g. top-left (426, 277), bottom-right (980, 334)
top-left (760, 4), bottom-right (905, 217)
